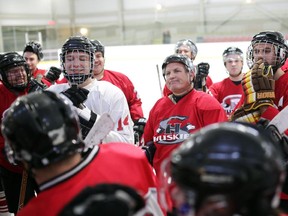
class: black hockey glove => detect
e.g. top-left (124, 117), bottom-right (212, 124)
top-left (197, 62), bottom-right (210, 77)
top-left (28, 78), bottom-right (47, 93)
top-left (133, 118), bottom-right (147, 145)
top-left (194, 62), bottom-right (210, 91)
top-left (61, 86), bottom-right (89, 108)
top-left (141, 141), bottom-right (156, 165)
top-left (45, 66), bottom-right (62, 83)
top-left (78, 109), bottom-right (98, 140)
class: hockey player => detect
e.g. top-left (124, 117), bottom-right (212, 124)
top-left (47, 36), bottom-right (134, 144)
top-left (160, 122), bottom-right (286, 216)
top-left (163, 39), bottom-right (213, 96)
top-left (231, 31), bottom-right (288, 123)
top-left (208, 47), bottom-right (244, 118)
top-left (0, 52), bottom-right (45, 214)
top-left (90, 39), bottom-right (146, 144)
top-left (230, 30), bottom-right (288, 212)
top-left (1, 91), bottom-right (164, 216)
top-left (141, 54), bottom-right (227, 177)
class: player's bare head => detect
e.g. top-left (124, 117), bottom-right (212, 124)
top-left (61, 36), bottom-right (95, 85)
top-left (175, 39), bottom-right (198, 60)
top-left (0, 52), bottom-right (31, 92)
top-left (160, 122), bottom-right (285, 216)
top-left (247, 31), bottom-right (288, 70)
top-left (59, 183), bottom-right (145, 216)
top-left (1, 91), bottom-right (84, 169)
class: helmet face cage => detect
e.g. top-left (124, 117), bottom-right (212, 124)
top-left (1, 91), bottom-right (84, 169)
top-left (246, 31), bottom-right (288, 69)
top-left (162, 54), bottom-right (195, 80)
top-left (90, 39), bottom-right (105, 57)
top-left (0, 52), bottom-right (31, 92)
top-left (222, 47), bottom-right (243, 63)
top-left (61, 36), bottom-right (95, 85)
top-left (23, 41), bottom-right (44, 61)
top-left (175, 39), bottom-right (198, 59)
top-left (167, 122), bottom-right (285, 216)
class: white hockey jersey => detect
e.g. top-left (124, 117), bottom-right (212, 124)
top-left (47, 79), bottom-right (134, 144)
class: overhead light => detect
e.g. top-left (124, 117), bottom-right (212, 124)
top-left (156, 3), bottom-right (162, 11)
top-left (80, 28), bottom-right (88, 36)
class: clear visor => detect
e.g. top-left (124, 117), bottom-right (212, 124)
top-left (159, 158), bottom-right (237, 216)
top-left (223, 55), bottom-right (243, 64)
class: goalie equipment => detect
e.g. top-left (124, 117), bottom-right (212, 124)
top-left (1, 91), bottom-right (84, 169)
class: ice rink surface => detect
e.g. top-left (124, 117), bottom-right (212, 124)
top-left (39, 41), bottom-right (251, 117)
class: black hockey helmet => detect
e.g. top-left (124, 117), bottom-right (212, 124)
top-left (60, 35), bottom-right (95, 85)
top-left (175, 39), bottom-right (198, 60)
top-left (162, 54), bottom-right (195, 80)
top-left (90, 39), bottom-right (105, 57)
top-left (222, 46), bottom-right (243, 64)
top-left (1, 91), bottom-right (84, 169)
top-left (0, 52), bottom-right (31, 92)
top-left (23, 41), bottom-right (44, 61)
top-left (161, 122), bottom-right (285, 216)
top-left (247, 31), bottom-right (288, 69)
top-left (59, 183), bottom-right (145, 216)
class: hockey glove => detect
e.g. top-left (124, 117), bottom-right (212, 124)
top-left (45, 66), bottom-right (62, 83)
top-left (141, 141), bottom-right (156, 165)
top-left (230, 105), bottom-right (261, 123)
top-left (242, 59), bottom-right (275, 111)
top-left (76, 107), bottom-right (98, 140)
top-left (61, 86), bottom-right (89, 108)
top-left (133, 118), bottom-right (147, 145)
top-left (28, 78), bottom-right (47, 93)
top-left (197, 62), bottom-right (210, 77)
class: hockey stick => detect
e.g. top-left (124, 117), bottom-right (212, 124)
top-left (156, 64), bottom-right (163, 97)
top-left (18, 169), bottom-right (28, 211)
top-left (84, 113), bottom-right (114, 148)
top-left (268, 106), bottom-right (288, 134)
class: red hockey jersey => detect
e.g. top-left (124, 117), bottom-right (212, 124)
top-left (18, 143), bottom-right (164, 216)
top-left (0, 82), bottom-right (27, 173)
top-left (142, 89), bottom-right (227, 175)
top-left (209, 77), bottom-right (243, 118)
